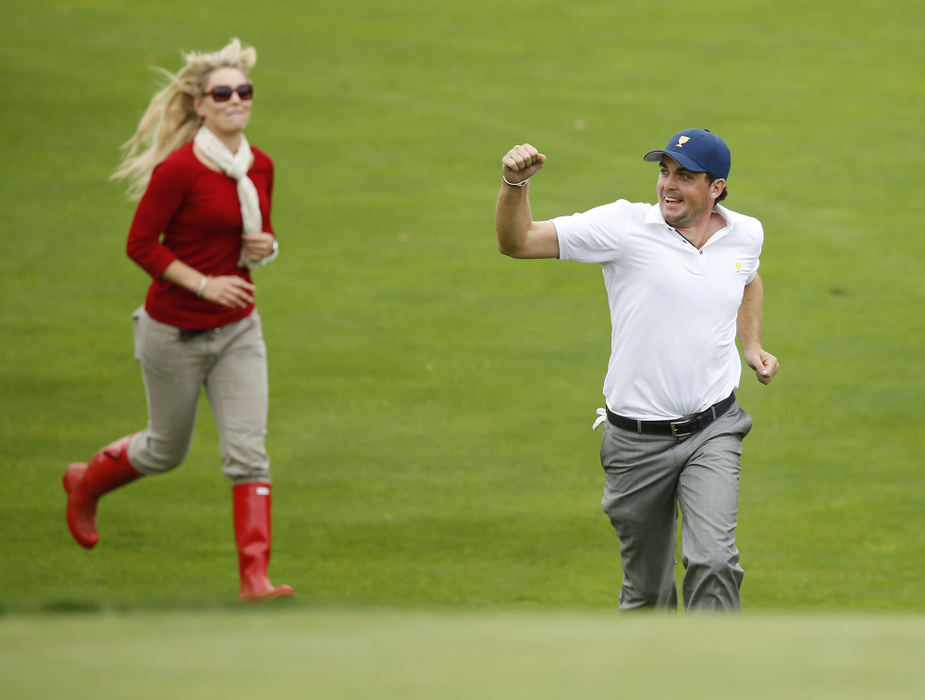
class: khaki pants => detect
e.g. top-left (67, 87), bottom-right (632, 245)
top-left (600, 401), bottom-right (752, 611)
top-left (127, 307), bottom-right (271, 484)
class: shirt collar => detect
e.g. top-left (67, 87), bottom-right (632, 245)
top-left (644, 204), bottom-right (668, 226)
top-left (645, 203), bottom-right (738, 231)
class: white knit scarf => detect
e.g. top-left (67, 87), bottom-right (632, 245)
top-left (194, 125), bottom-right (262, 269)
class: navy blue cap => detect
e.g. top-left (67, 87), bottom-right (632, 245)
top-left (643, 129), bottom-right (731, 180)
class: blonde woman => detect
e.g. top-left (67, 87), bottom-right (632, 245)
top-left (63, 38), bottom-right (293, 600)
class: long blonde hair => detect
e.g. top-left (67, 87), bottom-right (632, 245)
top-left (113, 38), bottom-right (257, 200)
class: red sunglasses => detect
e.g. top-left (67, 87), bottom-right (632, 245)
top-left (203, 83), bottom-right (254, 102)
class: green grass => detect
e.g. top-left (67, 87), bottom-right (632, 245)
top-left (1, 0), bottom-right (922, 649)
top-left (3, 1), bottom-right (924, 694)
top-left (3, 609), bottom-right (925, 699)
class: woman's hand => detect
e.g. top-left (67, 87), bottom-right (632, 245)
top-left (241, 232), bottom-right (276, 262)
top-left (201, 275), bottom-right (256, 308)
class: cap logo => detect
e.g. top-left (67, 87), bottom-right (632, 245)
top-left (675, 136), bottom-right (691, 148)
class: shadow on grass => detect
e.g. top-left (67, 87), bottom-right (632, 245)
top-left (1, 595), bottom-right (304, 617)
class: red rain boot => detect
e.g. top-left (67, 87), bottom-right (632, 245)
top-left (63, 435), bottom-right (142, 549)
top-left (233, 482), bottom-right (294, 600)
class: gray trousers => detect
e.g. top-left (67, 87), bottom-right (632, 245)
top-left (127, 307), bottom-right (271, 484)
top-left (599, 401), bottom-right (752, 611)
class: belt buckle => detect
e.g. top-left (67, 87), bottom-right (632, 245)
top-left (179, 328), bottom-right (208, 342)
top-left (670, 418), bottom-right (694, 438)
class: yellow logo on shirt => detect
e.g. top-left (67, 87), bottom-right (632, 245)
top-left (735, 263), bottom-right (743, 273)
top-left (676, 136), bottom-right (691, 148)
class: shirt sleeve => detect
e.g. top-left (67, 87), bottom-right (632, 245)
top-left (246, 147), bottom-right (275, 237)
top-left (552, 199), bottom-right (631, 264)
top-left (263, 155), bottom-right (274, 236)
top-left (125, 157), bottom-right (187, 279)
top-left (741, 217), bottom-right (764, 284)
top-left (745, 257), bottom-right (760, 284)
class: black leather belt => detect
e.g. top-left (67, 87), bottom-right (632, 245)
top-left (178, 328), bottom-right (212, 342)
top-left (606, 392), bottom-right (736, 438)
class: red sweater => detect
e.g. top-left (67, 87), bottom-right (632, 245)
top-left (126, 142), bottom-right (275, 329)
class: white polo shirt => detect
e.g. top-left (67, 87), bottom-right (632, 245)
top-left (553, 201), bottom-right (763, 420)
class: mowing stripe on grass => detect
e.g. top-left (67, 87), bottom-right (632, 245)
top-left (2, 609), bottom-right (924, 699)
